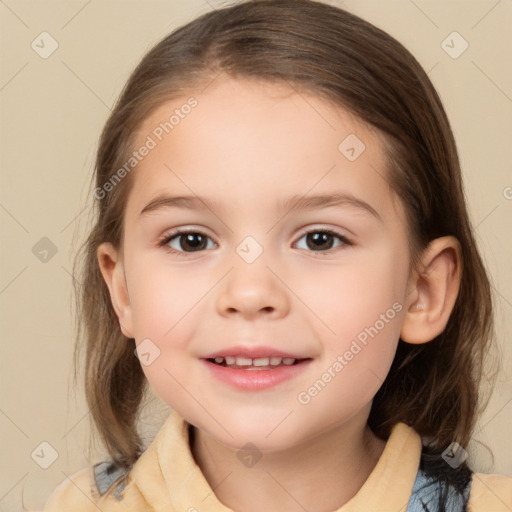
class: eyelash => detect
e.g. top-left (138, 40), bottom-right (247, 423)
top-left (157, 227), bottom-right (353, 257)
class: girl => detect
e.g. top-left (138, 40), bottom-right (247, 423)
top-left (41, 0), bottom-right (511, 511)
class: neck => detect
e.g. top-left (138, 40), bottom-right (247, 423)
top-left (190, 411), bottom-right (386, 512)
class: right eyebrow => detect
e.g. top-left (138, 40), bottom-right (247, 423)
top-left (139, 195), bottom-right (219, 217)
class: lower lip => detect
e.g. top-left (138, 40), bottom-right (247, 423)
top-left (202, 359), bottom-right (312, 391)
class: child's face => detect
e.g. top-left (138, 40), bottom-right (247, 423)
top-left (108, 76), bottom-right (415, 450)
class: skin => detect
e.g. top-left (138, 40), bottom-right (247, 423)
top-left (97, 76), bottom-right (462, 512)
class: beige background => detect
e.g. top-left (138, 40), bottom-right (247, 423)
top-left (0, 0), bottom-right (511, 510)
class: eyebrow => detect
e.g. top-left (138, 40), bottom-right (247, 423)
top-left (139, 192), bottom-right (382, 221)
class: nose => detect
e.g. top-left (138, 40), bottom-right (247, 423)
top-left (216, 257), bottom-right (290, 320)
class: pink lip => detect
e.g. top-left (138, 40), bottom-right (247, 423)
top-left (201, 358), bottom-right (312, 391)
top-left (201, 345), bottom-right (306, 359)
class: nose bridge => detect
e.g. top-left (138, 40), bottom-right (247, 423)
top-left (216, 237), bottom-right (289, 318)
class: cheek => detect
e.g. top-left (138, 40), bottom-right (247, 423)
top-left (127, 257), bottom-right (212, 389)
top-left (299, 249), bottom-right (406, 334)
top-left (128, 261), bottom-right (196, 401)
top-left (127, 256), bottom-right (208, 336)
top-left (301, 248), bottom-right (406, 389)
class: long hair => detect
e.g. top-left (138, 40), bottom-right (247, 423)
top-left (73, 0), bottom-right (499, 489)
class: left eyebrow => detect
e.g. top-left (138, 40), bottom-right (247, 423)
top-left (139, 192), bottom-right (382, 222)
top-left (279, 193), bottom-right (382, 222)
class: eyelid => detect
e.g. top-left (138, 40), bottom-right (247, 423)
top-left (294, 225), bottom-right (352, 242)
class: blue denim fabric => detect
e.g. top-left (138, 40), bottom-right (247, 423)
top-left (406, 464), bottom-right (472, 512)
top-left (94, 461), bottom-right (127, 500)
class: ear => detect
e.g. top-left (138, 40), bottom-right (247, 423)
top-left (97, 242), bottom-right (134, 338)
top-left (400, 236), bottom-right (462, 344)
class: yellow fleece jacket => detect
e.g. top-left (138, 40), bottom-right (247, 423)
top-left (41, 409), bottom-right (512, 512)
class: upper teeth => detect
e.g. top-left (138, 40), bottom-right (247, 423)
top-left (213, 356), bottom-right (296, 366)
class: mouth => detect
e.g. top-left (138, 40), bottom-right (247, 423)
top-left (205, 356), bottom-right (310, 370)
top-left (202, 355), bottom-right (313, 390)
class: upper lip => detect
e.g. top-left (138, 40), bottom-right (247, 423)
top-left (202, 346), bottom-right (309, 360)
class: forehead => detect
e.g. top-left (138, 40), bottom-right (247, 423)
top-left (125, 76), bottom-right (402, 223)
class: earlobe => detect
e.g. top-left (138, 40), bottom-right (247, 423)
top-left (96, 242), bottom-right (134, 338)
top-left (400, 236), bottom-right (462, 345)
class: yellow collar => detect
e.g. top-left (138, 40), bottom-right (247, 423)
top-left (129, 409), bottom-right (422, 512)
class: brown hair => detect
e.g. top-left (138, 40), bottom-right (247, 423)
top-left (73, 0), bottom-right (499, 474)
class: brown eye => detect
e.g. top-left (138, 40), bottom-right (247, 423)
top-left (161, 231), bottom-right (217, 253)
top-left (295, 230), bottom-right (351, 252)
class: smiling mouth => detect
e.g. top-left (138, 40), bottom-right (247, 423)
top-left (206, 356), bottom-right (309, 370)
